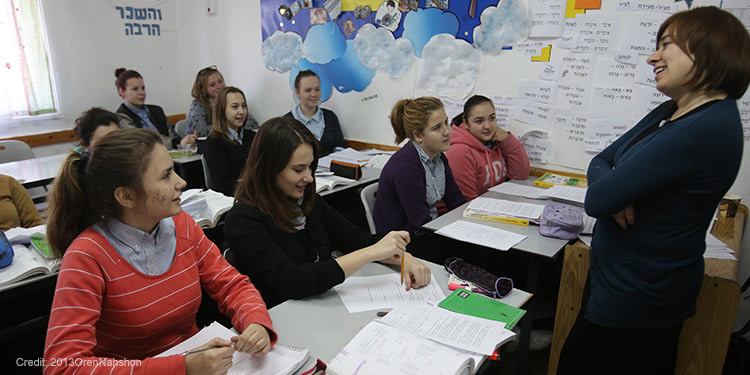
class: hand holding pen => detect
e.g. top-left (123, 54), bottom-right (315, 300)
top-left (184, 337), bottom-right (235, 375)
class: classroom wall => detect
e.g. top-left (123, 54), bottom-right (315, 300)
top-left (8, 0), bottom-right (750, 281)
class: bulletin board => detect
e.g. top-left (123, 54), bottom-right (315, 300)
top-left (258, 0), bottom-right (750, 172)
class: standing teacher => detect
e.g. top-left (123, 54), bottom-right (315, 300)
top-left (559, 7), bottom-right (750, 374)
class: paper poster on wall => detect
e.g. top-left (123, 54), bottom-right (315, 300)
top-left (550, 113), bottom-right (594, 170)
top-left (520, 130), bottom-right (550, 164)
top-left (573, 14), bottom-right (618, 54)
top-left (584, 118), bottom-right (633, 153)
top-left (618, 12), bottom-right (669, 55)
top-left (529, 0), bottom-right (566, 38)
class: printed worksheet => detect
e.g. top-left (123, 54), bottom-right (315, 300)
top-left (334, 274), bottom-right (445, 313)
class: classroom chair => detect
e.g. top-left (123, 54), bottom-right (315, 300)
top-left (200, 154), bottom-right (215, 191)
top-left (547, 242), bottom-right (742, 375)
top-left (174, 119), bottom-right (188, 138)
top-left (0, 140), bottom-right (35, 164)
top-left (359, 182), bottom-right (378, 235)
top-left (222, 248), bottom-right (237, 268)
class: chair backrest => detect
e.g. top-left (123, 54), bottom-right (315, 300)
top-left (200, 154), bottom-right (214, 191)
top-left (174, 119), bottom-right (188, 138)
top-left (0, 140), bottom-right (35, 164)
top-left (223, 248), bottom-right (238, 268)
top-left (360, 182), bottom-right (378, 235)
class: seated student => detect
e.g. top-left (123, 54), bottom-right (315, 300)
top-left (0, 174), bottom-right (43, 231)
top-left (224, 117), bottom-right (430, 308)
top-left (202, 87), bottom-right (256, 196)
top-left (72, 107), bottom-right (126, 153)
top-left (185, 66), bottom-right (260, 137)
top-left (284, 70), bottom-right (346, 156)
top-left (43, 128), bottom-right (275, 374)
top-left (374, 97), bottom-right (467, 264)
top-left (445, 95), bottom-right (530, 200)
top-left (113, 67), bottom-right (196, 149)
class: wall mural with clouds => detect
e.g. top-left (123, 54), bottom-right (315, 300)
top-left (261, 0), bottom-right (529, 101)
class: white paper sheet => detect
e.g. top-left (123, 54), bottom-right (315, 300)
top-left (333, 274), bottom-right (446, 313)
top-left (436, 220), bottom-right (527, 251)
top-left (467, 197), bottom-right (545, 219)
top-left (488, 182), bottom-right (547, 199)
top-left (378, 302), bottom-right (516, 355)
top-left (541, 185), bottom-right (587, 205)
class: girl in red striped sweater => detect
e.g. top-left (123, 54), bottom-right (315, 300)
top-left (43, 128), bottom-right (276, 375)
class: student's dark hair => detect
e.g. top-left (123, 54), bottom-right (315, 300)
top-left (450, 95), bottom-right (494, 126)
top-left (114, 67), bottom-right (142, 92)
top-left (74, 107), bottom-right (122, 147)
top-left (191, 65), bottom-right (224, 121)
top-left (235, 117), bottom-right (318, 233)
top-left (294, 70), bottom-right (319, 90)
top-left (390, 96), bottom-right (444, 143)
top-left (656, 6), bottom-right (750, 99)
top-left (46, 129), bottom-right (162, 256)
top-left (210, 86), bottom-right (246, 144)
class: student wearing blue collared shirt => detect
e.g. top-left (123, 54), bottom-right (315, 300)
top-left (114, 67), bottom-right (196, 149)
top-left (283, 70), bottom-right (346, 156)
top-left (203, 87), bottom-right (256, 196)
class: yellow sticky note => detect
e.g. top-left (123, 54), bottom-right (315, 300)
top-left (532, 45), bottom-right (552, 62)
top-left (341, 0), bottom-right (384, 12)
top-left (565, 0), bottom-right (585, 18)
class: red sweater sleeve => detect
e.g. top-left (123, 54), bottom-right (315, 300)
top-left (446, 143), bottom-right (482, 200)
top-left (43, 239), bottom-right (184, 375)
top-left (498, 133), bottom-right (530, 180)
top-left (183, 214), bottom-right (277, 343)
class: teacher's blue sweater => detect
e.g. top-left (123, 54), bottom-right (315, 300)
top-left (584, 97), bottom-right (743, 328)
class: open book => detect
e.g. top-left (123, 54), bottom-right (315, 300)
top-left (157, 321), bottom-right (309, 375)
top-left (328, 302), bottom-right (515, 375)
top-left (315, 175), bottom-right (356, 193)
top-left (180, 189), bottom-right (235, 228)
top-left (0, 244), bottom-right (60, 287)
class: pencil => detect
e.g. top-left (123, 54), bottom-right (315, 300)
top-left (400, 253), bottom-right (405, 286)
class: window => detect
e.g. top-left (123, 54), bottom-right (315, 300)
top-left (0, 0), bottom-right (57, 119)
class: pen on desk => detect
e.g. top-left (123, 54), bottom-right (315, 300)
top-left (181, 342), bottom-right (235, 356)
top-left (376, 311), bottom-right (389, 317)
top-left (400, 253), bottom-right (405, 286)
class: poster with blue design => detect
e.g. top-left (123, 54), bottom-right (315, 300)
top-left (260, 0), bottom-right (530, 101)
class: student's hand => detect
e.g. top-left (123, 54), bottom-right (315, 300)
top-left (369, 231), bottom-right (410, 262)
top-left (403, 253), bottom-right (431, 291)
top-left (492, 126), bottom-right (510, 143)
top-left (232, 323), bottom-right (271, 356)
top-left (185, 337), bottom-right (234, 375)
top-left (180, 134), bottom-right (197, 147)
top-left (612, 204), bottom-right (637, 229)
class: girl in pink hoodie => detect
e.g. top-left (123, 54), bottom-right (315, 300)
top-left (445, 95), bottom-right (530, 200)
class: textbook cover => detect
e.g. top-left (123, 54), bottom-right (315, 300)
top-left (439, 289), bottom-right (526, 330)
top-left (534, 172), bottom-right (588, 188)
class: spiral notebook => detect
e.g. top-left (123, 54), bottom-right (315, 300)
top-left (157, 321), bottom-right (309, 375)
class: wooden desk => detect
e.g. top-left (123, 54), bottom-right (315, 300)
top-left (547, 207), bottom-right (746, 375)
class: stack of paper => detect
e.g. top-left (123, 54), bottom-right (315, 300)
top-left (318, 148), bottom-right (373, 169)
top-left (466, 197), bottom-right (545, 221)
top-left (540, 185), bottom-right (587, 205)
top-left (488, 182), bottom-right (547, 199)
top-left (328, 302), bottom-right (515, 375)
top-left (704, 233), bottom-right (735, 260)
top-left (436, 220), bottom-right (527, 251)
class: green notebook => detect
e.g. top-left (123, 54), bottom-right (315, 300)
top-left (438, 289), bottom-right (526, 329)
top-left (30, 233), bottom-right (55, 259)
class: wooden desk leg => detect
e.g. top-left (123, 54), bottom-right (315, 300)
top-left (518, 256), bottom-right (541, 375)
top-left (675, 276), bottom-right (740, 375)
